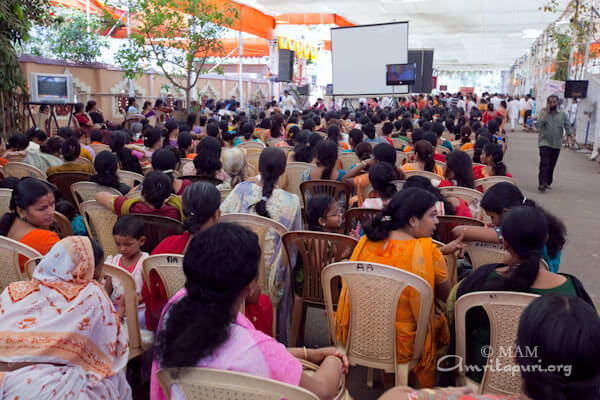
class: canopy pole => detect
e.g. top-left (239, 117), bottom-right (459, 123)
top-left (127, 0), bottom-right (134, 97)
top-left (239, 30), bottom-right (244, 110)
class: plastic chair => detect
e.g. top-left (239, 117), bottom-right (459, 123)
top-left (247, 163), bottom-right (258, 178)
top-left (344, 207), bottom-right (380, 237)
top-left (395, 152), bottom-right (411, 167)
top-left (455, 291), bottom-right (539, 395)
top-left (403, 170), bottom-right (442, 186)
top-left (47, 171), bottom-right (94, 206)
top-left (392, 137), bottom-right (410, 150)
top-left (5, 153), bottom-right (26, 163)
top-left (71, 181), bottom-right (122, 211)
top-left (285, 162), bottom-right (313, 209)
top-left (245, 148), bottom-right (262, 171)
top-left (340, 152), bottom-right (359, 171)
top-left (322, 261), bottom-right (432, 387)
top-left (178, 158), bottom-right (192, 175)
top-left (0, 188), bottom-right (13, 216)
top-left (3, 162), bottom-right (46, 179)
top-left (237, 141), bottom-right (265, 151)
top-left (76, 157), bottom-right (94, 167)
top-left (135, 214), bottom-right (184, 254)
top-left (0, 236), bottom-right (42, 291)
top-left (142, 254), bottom-right (185, 300)
top-left (157, 367), bottom-right (319, 400)
top-left (101, 263), bottom-right (149, 360)
top-left (433, 239), bottom-right (458, 286)
top-left (436, 145), bottom-right (451, 155)
top-left (90, 143), bottom-right (111, 154)
top-left (282, 231), bottom-right (358, 346)
top-left (117, 170), bottom-right (145, 188)
top-left (474, 176), bottom-right (518, 192)
top-left (79, 200), bottom-right (119, 256)
top-left (219, 213), bottom-right (289, 338)
top-left (24, 256), bottom-right (43, 279)
top-left (218, 187), bottom-right (231, 202)
top-left (463, 241), bottom-right (507, 270)
top-left (440, 186), bottom-right (484, 219)
top-left (179, 175), bottom-right (223, 185)
top-left (53, 211), bottom-right (73, 238)
top-left (300, 180), bottom-right (351, 228)
top-left (435, 216), bottom-right (484, 244)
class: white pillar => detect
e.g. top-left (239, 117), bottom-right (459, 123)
top-left (238, 30), bottom-right (244, 110)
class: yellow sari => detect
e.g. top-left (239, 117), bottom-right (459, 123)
top-left (335, 236), bottom-right (450, 387)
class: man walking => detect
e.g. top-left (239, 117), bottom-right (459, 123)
top-left (535, 95), bottom-right (573, 192)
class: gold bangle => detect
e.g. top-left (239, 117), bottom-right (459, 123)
top-left (303, 346), bottom-right (308, 361)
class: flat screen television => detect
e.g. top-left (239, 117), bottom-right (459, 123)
top-left (386, 63), bottom-right (416, 86)
top-left (30, 73), bottom-right (74, 103)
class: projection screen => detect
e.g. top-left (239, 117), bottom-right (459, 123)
top-left (331, 22), bottom-right (409, 96)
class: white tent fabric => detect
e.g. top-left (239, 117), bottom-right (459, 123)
top-left (238, 0), bottom-right (570, 69)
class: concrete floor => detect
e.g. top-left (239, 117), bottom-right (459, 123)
top-left (300, 127), bottom-right (600, 399)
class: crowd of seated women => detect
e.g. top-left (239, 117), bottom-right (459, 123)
top-left (0, 95), bottom-right (595, 400)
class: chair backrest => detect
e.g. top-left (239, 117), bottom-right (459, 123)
top-left (47, 172), bottom-right (94, 206)
top-left (76, 157), bottom-right (93, 167)
top-left (340, 152), bottom-right (359, 171)
top-left (218, 187), bottom-right (231, 202)
top-left (440, 186), bottom-right (484, 219)
top-left (300, 180), bottom-right (351, 225)
top-left (463, 241), bottom-right (507, 270)
top-left (455, 291), bottom-right (539, 395)
top-left (285, 162), bottom-right (313, 208)
top-left (53, 211), bottom-right (73, 238)
top-left (79, 200), bottom-right (119, 256)
top-left (0, 236), bottom-right (42, 291)
top-left (247, 163), bottom-right (258, 177)
top-left (157, 367), bottom-right (319, 400)
top-left (245, 148), bottom-right (262, 171)
top-left (237, 141), bottom-right (265, 151)
top-left (3, 162), bottom-right (46, 179)
top-left (219, 214), bottom-right (288, 301)
top-left (322, 261), bottom-right (432, 377)
top-left (0, 188), bottom-right (13, 216)
top-left (178, 158), bottom-right (192, 175)
top-left (436, 145), bottom-right (451, 155)
top-left (392, 137), bottom-right (410, 150)
top-left (179, 175), bottom-right (223, 186)
top-left (24, 256), bottom-right (43, 279)
top-left (117, 169), bottom-right (145, 188)
top-left (474, 176), bottom-right (518, 192)
top-left (344, 207), bottom-right (380, 237)
top-left (403, 170), bottom-right (442, 186)
top-left (282, 231), bottom-right (357, 306)
top-left (5, 153), bottom-right (26, 163)
top-left (395, 152), bottom-right (411, 167)
top-left (90, 143), bottom-right (111, 154)
top-left (71, 181), bottom-right (122, 210)
top-left (435, 215), bottom-right (485, 244)
top-left (135, 214), bottom-right (184, 254)
top-left (142, 254), bottom-right (185, 300)
top-left (101, 262), bottom-right (144, 360)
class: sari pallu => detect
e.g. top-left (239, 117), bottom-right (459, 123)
top-left (335, 237), bottom-right (450, 388)
top-left (0, 237), bottom-right (131, 400)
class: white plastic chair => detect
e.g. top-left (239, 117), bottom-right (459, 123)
top-left (474, 176), bottom-right (518, 192)
top-left (322, 261), bottom-right (432, 386)
top-left (0, 236), bottom-right (42, 291)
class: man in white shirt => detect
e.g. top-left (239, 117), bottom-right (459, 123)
top-left (456, 96), bottom-right (466, 112)
top-left (280, 90), bottom-right (296, 113)
top-left (507, 96), bottom-right (521, 131)
top-left (490, 94), bottom-right (502, 110)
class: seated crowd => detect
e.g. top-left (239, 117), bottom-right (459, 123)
top-left (0, 94), bottom-right (594, 400)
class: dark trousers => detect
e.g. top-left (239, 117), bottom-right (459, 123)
top-left (538, 146), bottom-right (560, 187)
top-left (523, 110), bottom-right (532, 125)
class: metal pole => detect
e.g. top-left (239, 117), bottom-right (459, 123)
top-left (238, 30), bottom-right (244, 110)
top-left (127, 0), bottom-right (134, 97)
top-left (567, 0), bottom-right (581, 80)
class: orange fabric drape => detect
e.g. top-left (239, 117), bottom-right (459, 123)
top-left (276, 13), bottom-right (353, 27)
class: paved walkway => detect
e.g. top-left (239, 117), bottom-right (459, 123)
top-left (303, 128), bottom-right (600, 398)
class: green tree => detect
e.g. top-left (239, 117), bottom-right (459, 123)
top-left (115, 0), bottom-right (238, 109)
top-left (48, 9), bottom-right (108, 63)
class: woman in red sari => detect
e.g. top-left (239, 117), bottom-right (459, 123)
top-left (143, 181), bottom-right (273, 334)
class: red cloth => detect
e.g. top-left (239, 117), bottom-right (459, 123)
top-left (482, 111), bottom-right (499, 125)
top-left (455, 198), bottom-right (473, 218)
top-left (438, 179), bottom-right (453, 188)
top-left (434, 153), bottom-right (446, 163)
top-left (75, 113), bottom-right (92, 128)
top-left (245, 294), bottom-right (273, 337)
top-left (113, 196), bottom-right (181, 220)
top-left (176, 179), bottom-right (192, 196)
top-left (472, 165), bottom-right (487, 181)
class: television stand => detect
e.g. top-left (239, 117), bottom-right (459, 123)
top-left (25, 102), bottom-right (77, 133)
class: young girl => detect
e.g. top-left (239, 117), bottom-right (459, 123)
top-left (362, 162), bottom-right (397, 209)
top-left (481, 143), bottom-right (512, 177)
top-left (306, 195), bottom-right (343, 232)
top-left (106, 215), bottom-right (149, 327)
top-left (459, 125), bottom-right (474, 151)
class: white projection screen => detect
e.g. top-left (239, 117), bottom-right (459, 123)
top-left (331, 22), bottom-right (409, 96)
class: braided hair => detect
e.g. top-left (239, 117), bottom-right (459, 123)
top-left (254, 147), bottom-right (286, 218)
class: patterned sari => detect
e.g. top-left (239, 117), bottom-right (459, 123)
top-left (335, 236), bottom-right (450, 388)
top-left (0, 237), bottom-right (131, 399)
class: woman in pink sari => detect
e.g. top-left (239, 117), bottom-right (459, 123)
top-left (0, 236), bottom-right (131, 399)
top-left (151, 223), bottom-right (348, 400)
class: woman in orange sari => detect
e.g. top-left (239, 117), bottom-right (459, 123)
top-left (336, 188), bottom-right (462, 387)
top-left (0, 178), bottom-right (60, 270)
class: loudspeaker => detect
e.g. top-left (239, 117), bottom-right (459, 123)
top-left (278, 49), bottom-right (294, 82)
top-left (407, 49), bottom-right (434, 93)
top-left (297, 84), bottom-right (310, 96)
top-left (565, 80), bottom-right (588, 99)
